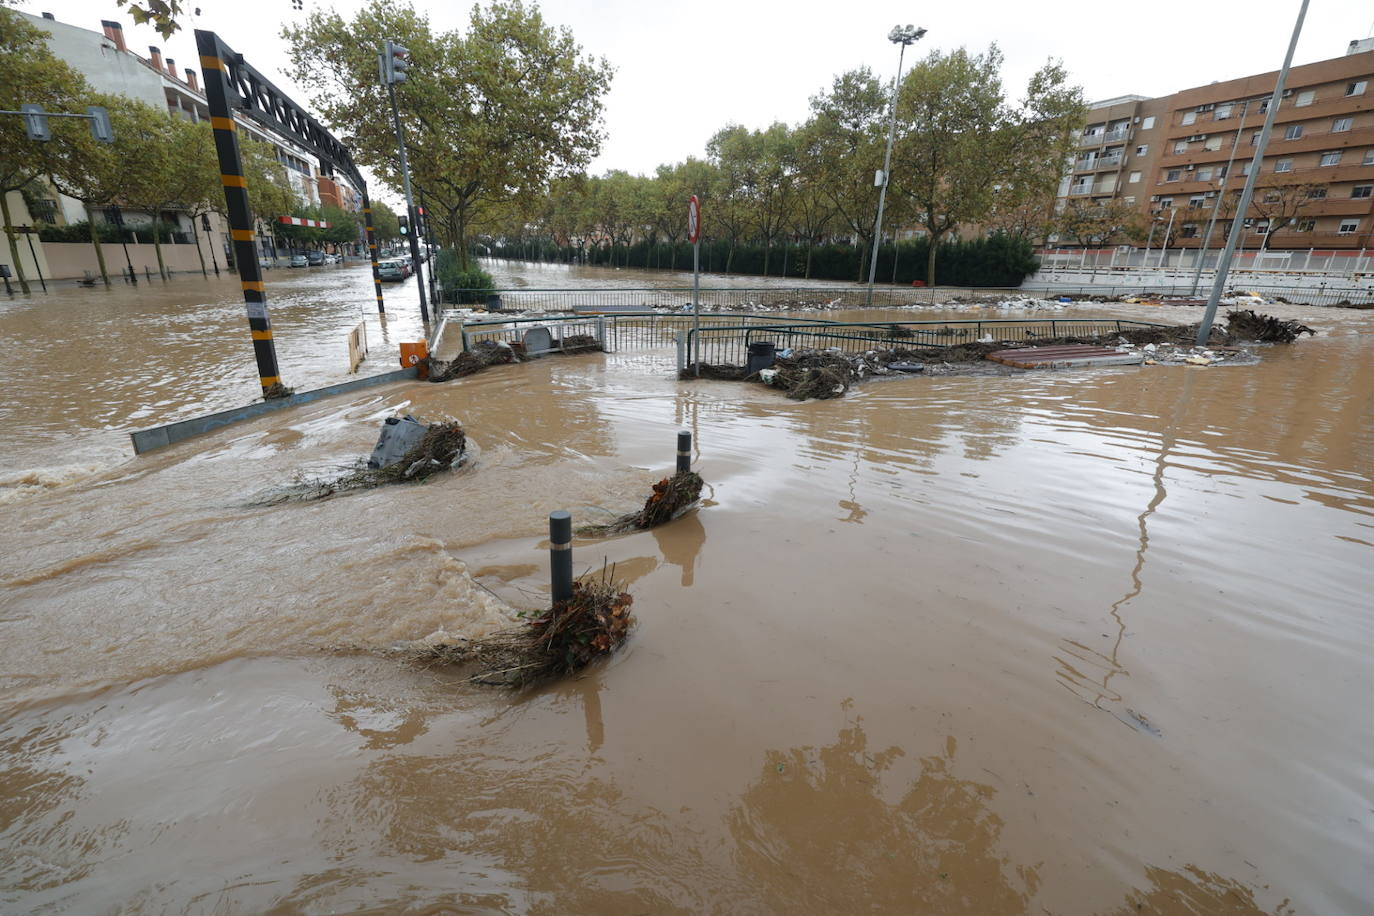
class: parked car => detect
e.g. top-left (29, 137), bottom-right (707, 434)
top-left (257, 257), bottom-right (274, 270)
top-left (289, 254), bottom-right (308, 268)
top-left (325, 253), bottom-right (341, 264)
top-left (377, 259), bottom-right (406, 281)
top-left (307, 250), bottom-right (325, 266)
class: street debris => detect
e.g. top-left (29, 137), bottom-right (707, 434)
top-left (427, 340), bottom-right (518, 382)
top-left (1224, 309), bottom-right (1315, 343)
top-left (580, 470), bottom-right (705, 534)
top-left (247, 419), bottom-right (466, 505)
top-left (403, 565), bottom-right (634, 688)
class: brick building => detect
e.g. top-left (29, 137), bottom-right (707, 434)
top-left (1057, 38), bottom-right (1374, 251)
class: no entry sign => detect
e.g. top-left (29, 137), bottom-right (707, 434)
top-left (688, 195), bottom-right (700, 243)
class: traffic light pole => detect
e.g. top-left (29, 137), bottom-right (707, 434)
top-left (362, 192), bottom-right (386, 317)
top-left (386, 82), bottom-right (429, 323)
top-left (197, 32), bottom-right (286, 398)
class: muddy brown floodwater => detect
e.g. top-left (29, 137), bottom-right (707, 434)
top-left (2, 262), bottom-right (1373, 913)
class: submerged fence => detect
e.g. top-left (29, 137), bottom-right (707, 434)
top-left (436, 311), bottom-right (1173, 374)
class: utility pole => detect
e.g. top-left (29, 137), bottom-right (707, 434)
top-left (866, 24), bottom-right (926, 306)
top-left (381, 40), bottom-right (429, 323)
top-left (1197, 0), bottom-right (1309, 345)
top-left (1191, 100), bottom-right (1252, 295)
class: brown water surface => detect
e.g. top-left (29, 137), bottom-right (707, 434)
top-left (1, 263), bottom-right (1372, 912)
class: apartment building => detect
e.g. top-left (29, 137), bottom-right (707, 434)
top-left (16, 11), bottom-right (357, 231)
top-left (1057, 39), bottom-right (1374, 251)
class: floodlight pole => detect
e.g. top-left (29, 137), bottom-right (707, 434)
top-left (1190, 100), bottom-right (1252, 295)
top-left (1196, 0), bottom-right (1309, 345)
top-left (866, 25), bottom-right (925, 306)
top-left (386, 82), bottom-right (429, 323)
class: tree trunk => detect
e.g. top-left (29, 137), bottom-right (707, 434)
top-left (85, 204), bottom-right (110, 285)
top-left (191, 215), bottom-right (208, 278)
top-left (151, 209), bottom-right (168, 280)
top-left (763, 240), bottom-right (770, 276)
top-left (0, 193), bottom-right (32, 294)
top-left (805, 243), bottom-right (813, 279)
top-left (926, 232), bottom-right (942, 289)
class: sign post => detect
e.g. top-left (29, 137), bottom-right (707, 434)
top-left (689, 194), bottom-right (701, 376)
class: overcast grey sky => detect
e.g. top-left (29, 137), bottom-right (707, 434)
top-left (24, 0), bottom-right (1374, 181)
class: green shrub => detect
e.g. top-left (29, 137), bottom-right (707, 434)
top-left (434, 248), bottom-right (496, 304)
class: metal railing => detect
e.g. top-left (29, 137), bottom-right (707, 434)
top-left (680, 318), bottom-right (1175, 372)
top-left (1015, 281), bottom-right (1374, 307)
top-left (451, 311), bottom-right (844, 355)
top-left (435, 286), bottom-right (987, 314)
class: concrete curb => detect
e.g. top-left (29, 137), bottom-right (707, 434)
top-left (130, 367), bottom-right (419, 455)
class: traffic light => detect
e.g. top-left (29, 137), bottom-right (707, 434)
top-left (398, 214), bottom-right (409, 236)
top-left (381, 40), bottom-right (410, 85)
top-left (87, 105), bottom-right (113, 143)
top-left (21, 104), bottom-right (51, 142)
top-left (415, 205), bottom-right (426, 237)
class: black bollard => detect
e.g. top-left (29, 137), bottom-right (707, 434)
top-left (549, 510), bottom-right (573, 603)
top-left (676, 429), bottom-right (692, 473)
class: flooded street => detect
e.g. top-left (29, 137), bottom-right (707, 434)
top-left (2, 260), bottom-right (1373, 912)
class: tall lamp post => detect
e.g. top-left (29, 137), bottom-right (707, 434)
top-left (866, 23), bottom-right (926, 306)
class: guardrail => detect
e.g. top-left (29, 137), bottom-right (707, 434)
top-left (436, 285), bottom-right (976, 313)
top-left (680, 318), bottom-right (1175, 372)
top-left (1017, 282), bottom-right (1374, 307)
top-left (451, 311), bottom-right (846, 355)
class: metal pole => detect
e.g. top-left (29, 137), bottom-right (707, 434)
top-left (1157, 208), bottom-right (1176, 269)
top-left (22, 227), bottom-right (46, 292)
top-left (867, 38), bottom-right (911, 306)
top-left (1197, 0), bottom-right (1309, 346)
top-left (197, 31), bottom-right (285, 398)
top-left (549, 510), bottom-right (573, 604)
top-left (692, 238), bottom-right (700, 376)
top-left (361, 192), bottom-right (386, 316)
top-left (1191, 100), bottom-right (1252, 295)
top-left (418, 189), bottom-right (438, 306)
top-left (676, 429), bottom-right (692, 474)
top-left (386, 82), bottom-right (430, 323)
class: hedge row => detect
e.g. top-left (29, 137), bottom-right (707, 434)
top-left (481, 234), bottom-right (1039, 288)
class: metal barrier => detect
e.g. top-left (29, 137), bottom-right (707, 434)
top-left (453, 311), bottom-right (846, 355)
top-left (680, 318), bottom-right (1176, 372)
top-left (1016, 283), bottom-right (1374, 307)
top-left (437, 286), bottom-right (966, 313)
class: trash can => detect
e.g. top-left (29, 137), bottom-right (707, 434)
top-left (486, 294), bottom-right (503, 311)
top-left (746, 341), bottom-right (777, 375)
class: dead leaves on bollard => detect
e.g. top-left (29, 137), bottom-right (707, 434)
top-left (409, 567), bottom-right (635, 688)
top-left (579, 470), bottom-right (705, 535)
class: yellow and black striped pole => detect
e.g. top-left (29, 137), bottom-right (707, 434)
top-left (362, 194), bottom-right (385, 316)
top-left (197, 32), bottom-right (285, 399)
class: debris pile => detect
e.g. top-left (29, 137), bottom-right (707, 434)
top-left (427, 340), bottom-right (517, 382)
top-left (407, 570), bottom-right (634, 687)
top-left (249, 420), bottom-right (466, 504)
top-left (581, 470), bottom-right (705, 535)
top-left (768, 350), bottom-right (859, 400)
top-left (1225, 309), bottom-right (1315, 343)
top-left (562, 333), bottom-right (605, 352)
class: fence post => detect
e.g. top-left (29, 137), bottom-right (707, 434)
top-left (549, 510), bottom-right (573, 604)
top-left (677, 430), bottom-right (692, 473)
top-left (676, 331), bottom-right (686, 373)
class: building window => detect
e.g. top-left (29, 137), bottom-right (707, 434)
top-left (1218, 165), bottom-right (1229, 178)
top-left (1319, 150), bottom-right (1342, 167)
top-left (1332, 117), bottom-right (1353, 133)
top-left (1182, 224), bottom-right (1199, 237)
top-left (1166, 169), bottom-right (1181, 182)
top-left (1141, 116), bottom-right (1156, 130)
top-left (1258, 99), bottom-right (1270, 113)
top-left (1215, 104), bottom-right (1233, 119)
top-left (1274, 158), bottom-right (1293, 172)
top-left (1352, 185), bottom-right (1373, 199)
top-left (1263, 192), bottom-right (1281, 203)
top-left (1189, 196), bottom-right (1206, 208)
top-left (1348, 81), bottom-right (1368, 97)
top-left (1296, 219), bottom-right (1315, 232)
top-left (1366, 150), bottom-right (1374, 166)
top-left (1284, 124), bottom-right (1304, 140)
top-left (1242, 162), bottom-right (1253, 176)
top-left (1136, 144), bottom-right (1148, 156)
top-left (1250, 130), bottom-right (1262, 145)
top-left (1306, 187), bottom-right (1327, 199)
top-left (1294, 90), bottom-right (1315, 107)
top-left (1173, 140), bottom-right (1188, 154)
top-left (1338, 219), bottom-right (1360, 235)
top-left (1197, 167), bottom-right (1213, 181)
top-left (1128, 171), bottom-right (1142, 184)
top-left (1254, 221), bottom-right (1269, 234)
top-left (1159, 198), bottom-right (1174, 208)
top-left (1204, 136), bottom-right (1223, 151)
top-left (1182, 111), bottom-right (1197, 126)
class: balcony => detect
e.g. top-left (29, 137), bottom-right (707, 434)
top-left (1068, 185), bottom-right (1095, 196)
top-left (1078, 127), bottom-right (1129, 147)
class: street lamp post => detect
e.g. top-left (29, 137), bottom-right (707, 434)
top-left (866, 24), bottom-right (926, 307)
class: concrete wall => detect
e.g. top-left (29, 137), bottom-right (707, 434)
top-left (42, 240), bottom-right (216, 281)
